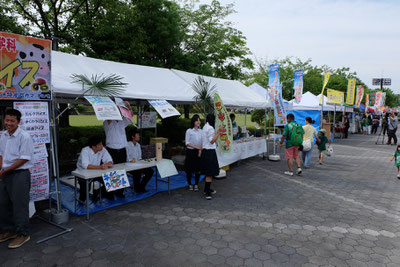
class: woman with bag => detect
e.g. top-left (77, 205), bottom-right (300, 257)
top-left (301, 117), bottom-right (319, 168)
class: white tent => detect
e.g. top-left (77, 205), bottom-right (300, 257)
top-left (248, 83), bottom-right (267, 100)
top-left (171, 69), bottom-right (269, 108)
top-left (52, 51), bottom-right (268, 108)
top-left (52, 51), bottom-right (196, 103)
top-left (290, 91), bottom-right (320, 110)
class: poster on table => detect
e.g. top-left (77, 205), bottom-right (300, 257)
top-left (345, 79), bottom-right (356, 106)
top-left (13, 101), bottom-right (50, 144)
top-left (84, 96), bottom-right (122, 121)
top-left (273, 84), bottom-right (287, 126)
top-left (327, 89), bottom-right (344, 105)
top-left (156, 159), bottom-right (178, 178)
top-left (213, 93), bottom-right (233, 153)
top-left (102, 170), bottom-right (130, 192)
top-left (138, 112), bottom-right (157, 128)
top-left (319, 73), bottom-right (331, 104)
top-left (268, 64), bottom-right (280, 104)
top-left (355, 85), bottom-right (364, 108)
top-left (293, 70), bottom-right (304, 104)
top-left (148, 99), bottom-right (180, 119)
top-left (0, 32), bottom-right (51, 100)
top-left (114, 97), bottom-right (133, 121)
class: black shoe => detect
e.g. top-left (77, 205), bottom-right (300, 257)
top-left (92, 189), bottom-right (100, 202)
top-left (205, 192), bottom-right (212, 200)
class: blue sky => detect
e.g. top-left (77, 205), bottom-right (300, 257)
top-left (203, 0), bottom-right (400, 93)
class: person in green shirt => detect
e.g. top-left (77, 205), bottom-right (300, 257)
top-left (361, 114), bottom-right (368, 135)
top-left (390, 145), bottom-right (400, 178)
top-left (317, 129), bottom-right (330, 165)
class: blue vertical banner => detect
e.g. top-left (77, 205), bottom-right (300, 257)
top-left (293, 70), bottom-right (304, 104)
top-left (268, 64), bottom-right (280, 105)
top-left (274, 84), bottom-right (287, 126)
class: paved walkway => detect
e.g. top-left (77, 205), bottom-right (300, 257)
top-left (2, 132), bottom-right (400, 266)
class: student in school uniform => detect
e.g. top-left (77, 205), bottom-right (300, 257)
top-left (184, 114), bottom-right (202, 191)
top-left (126, 130), bottom-right (154, 193)
top-left (103, 100), bottom-right (132, 197)
top-left (76, 136), bottom-right (113, 202)
top-left (0, 109), bottom-right (34, 249)
top-left (201, 113), bottom-right (222, 200)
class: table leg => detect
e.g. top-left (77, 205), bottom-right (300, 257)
top-left (86, 179), bottom-right (90, 220)
top-left (74, 177), bottom-right (77, 214)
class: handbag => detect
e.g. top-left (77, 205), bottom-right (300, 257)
top-left (302, 139), bottom-right (312, 151)
top-left (325, 144), bottom-right (333, 156)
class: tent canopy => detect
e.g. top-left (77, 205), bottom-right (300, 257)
top-left (52, 51), bottom-right (268, 108)
top-left (290, 91), bottom-right (320, 110)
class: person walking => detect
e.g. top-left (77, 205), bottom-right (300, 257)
top-left (361, 115), bottom-right (368, 135)
top-left (382, 113), bottom-right (389, 138)
top-left (387, 112), bottom-right (398, 145)
top-left (343, 114), bottom-right (350, 138)
top-left (390, 145), bottom-right (400, 179)
top-left (280, 114), bottom-right (304, 176)
top-left (184, 115), bottom-right (202, 191)
top-left (201, 114), bottom-right (222, 200)
top-left (317, 129), bottom-right (330, 165)
top-left (371, 115), bottom-right (379, 134)
top-left (301, 117), bottom-right (320, 169)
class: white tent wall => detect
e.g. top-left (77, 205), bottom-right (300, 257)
top-left (171, 69), bottom-right (269, 108)
top-left (52, 51), bottom-right (268, 108)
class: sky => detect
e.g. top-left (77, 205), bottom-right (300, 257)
top-left (202, 0), bottom-right (400, 93)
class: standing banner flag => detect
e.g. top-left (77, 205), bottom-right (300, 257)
top-left (375, 91), bottom-right (383, 108)
top-left (319, 73), bottom-right (331, 104)
top-left (273, 84), bottom-right (287, 126)
top-left (355, 85), bottom-right (364, 108)
top-left (268, 64), bottom-right (280, 104)
top-left (345, 79), bottom-right (356, 106)
top-left (84, 96), bottom-right (122, 121)
top-left (365, 93), bottom-right (370, 108)
top-left (213, 93), bottom-right (233, 153)
top-left (293, 70), bottom-right (304, 104)
top-left (327, 89), bottom-right (344, 105)
top-left (381, 92), bottom-right (386, 107)
top-left (0, 32), bottom-right (51, 100)
top-left (369, 91), bottom-right (376, 106)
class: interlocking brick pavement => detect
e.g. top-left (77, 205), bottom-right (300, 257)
top-left (1, 132), bottom-right (400, 266)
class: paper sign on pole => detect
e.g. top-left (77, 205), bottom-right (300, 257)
top-left (355, 85), bottom-right (364, 108)
top-left (138, 112), bottom-right (157, 128)
top-left (84, 96), bottom-right (122, 121)
top-left (156, 159), bottom-right (178, 178)
top-left (319, 73), bottom-right (330, 104)
top-left (102, 170), bottom-right (130, 192)
top-left (293, 70), bottom-right (303, 104)
top-left (0, 32), bottom-right (52, 100)
top-left (115, 97), bottom-right (133, 121)
top-left (148, 100), bottom-right (180, 119)
top-left (327, 89), bottom-right (344, 105)
top-left (345, 79), bottom-right (356, 106)
top-left (29, 157), bottom-right (49, 201)
top-left (213, 93), bottom-right (233, 153)
top-left (14, 101), bottom-right (50, 144)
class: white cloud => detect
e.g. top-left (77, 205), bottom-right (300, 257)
top-left (203, 0), bottom-right (400, 93)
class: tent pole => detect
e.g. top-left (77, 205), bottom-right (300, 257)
top-left (50, 99), bottom-right (61, 212)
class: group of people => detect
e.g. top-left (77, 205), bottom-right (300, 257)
top-left (280, 113), bottom-right (331, 176)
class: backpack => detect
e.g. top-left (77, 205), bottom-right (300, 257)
top-left (288, 122), bottom-right (304, 146)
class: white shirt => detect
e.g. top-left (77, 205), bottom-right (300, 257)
top-left (0, 127), bottom-right (34, 170)
top-left (185, 128), bottom-right (202, 149)
top-left (76, 146), bottom-right (113, 170)
top-left (202, 122), bottom-right (216, 150)
top-left (126, 141), bottom-right (142, 162)
top-left (103, 117), bottom-right (131, 149)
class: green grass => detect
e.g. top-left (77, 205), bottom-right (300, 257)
top-left (69, 113), bottom-right (258, 127)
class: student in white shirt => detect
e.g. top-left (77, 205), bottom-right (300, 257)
top-left (126, 130), bottom-right (154, 193)
top-left (103, 100), bottom-right (132, 198)
top-left (201, 113), bottom-right (222, 200)
top-left (0, 109), bottom-right (34, 249)
top-left (184, 115), bottom-right (202, 191)
top-left (76, 136), bottom-right (113, 202)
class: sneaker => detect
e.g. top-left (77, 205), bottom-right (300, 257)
top-left (205, 193), bottom-right (212, 200)
top-left (397, 175), bottom-right (400, 179)
top-left (297, 168), bottom-right (302, 175)
top-left (188, 185), bottom-right (194, 191)
top-left (204, 189), bottom-right (217, 195)
top-left (0, 232), bottom-right (17, 243)
top-left (284, 171), bottom-right (294, 176)
top-left (8, 235), bottom-right (30, 249)
top-left (194, 185), bottom-right (199, 191)
top-left (319, 162), bottom-right (322, 165)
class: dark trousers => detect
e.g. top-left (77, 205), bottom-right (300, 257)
top-left (132, 168), bottom-right (154, 192)
top-left (371, 124), bottom-right (378, 134)
top-left (0, 169), bottom-right (31, 236)
top-left (344, 126), bottom-right (349, 138)
top-left (186, 172), bottom-right (200, 185)
top-left (106, 147), bottom-right (127, 197)
top-left (78, 178), bottom-right (106, 202)
top-left (388, 129), bottom-right (398, 145)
